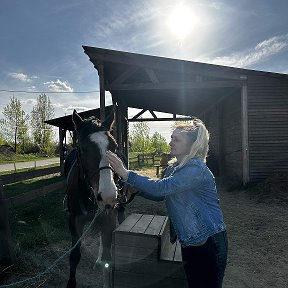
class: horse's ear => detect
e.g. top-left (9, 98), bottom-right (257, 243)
top-left (72, 110), bottom-right (83, 130)
top-left (102, 111), bottom-right (114, 131)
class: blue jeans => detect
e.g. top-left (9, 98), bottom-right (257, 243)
top-left (181, 231), bottom-right (228, 288)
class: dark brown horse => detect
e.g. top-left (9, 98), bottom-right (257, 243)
top-left (64, 110), bottom-right (127, 288)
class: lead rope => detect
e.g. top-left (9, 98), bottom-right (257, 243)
top-left (0, 209), bottom-right (102, 288)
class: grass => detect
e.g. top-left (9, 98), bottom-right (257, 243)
top-left (8, 189), bottom-right (69, 251)
top-left (5, 174), bottom-right (67, 251)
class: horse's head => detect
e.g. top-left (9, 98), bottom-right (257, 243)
top-left (72, 110), bottom-right (118, 213)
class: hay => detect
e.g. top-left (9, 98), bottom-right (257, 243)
top-left (248, 173), bottom-right (288, 204)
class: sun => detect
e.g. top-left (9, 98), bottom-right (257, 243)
top-left (167, 4), bottom-right (195, 39)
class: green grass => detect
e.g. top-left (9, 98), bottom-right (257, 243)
top-left (8, 189), bottom-right (69, 251)
top-left (3, 175), bottom-right (64, 198)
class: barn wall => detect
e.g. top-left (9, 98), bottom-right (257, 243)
top-left (205, 105), bottom-right (220, 176)
top-left (221, 93), bottom-right (242, 180)
top-left (247, 75), bottom-right (288, 182)
top-left (205, 90), bottom-right (242, 181)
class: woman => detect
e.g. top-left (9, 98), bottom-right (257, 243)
top-left (106, 119), bottom-right (228, 288)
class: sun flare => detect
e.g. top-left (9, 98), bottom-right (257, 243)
top-left (167, 4), bottom-right (195, 39)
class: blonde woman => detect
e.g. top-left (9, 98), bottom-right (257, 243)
top-left (107, 119), bottom-right (228, 288)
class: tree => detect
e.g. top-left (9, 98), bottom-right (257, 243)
top-left (129, 122), bottom-right (169, 154)
top-left (129, 122), bottom-right (151, 153)
top-left (0, 119), bottom-right (5, 145)
top-left (2, 96), bottom-right (30, 152)
top-left (150, 131), bottom-right (170, 153)
top-left (30, 94), bottom-right (55, 155)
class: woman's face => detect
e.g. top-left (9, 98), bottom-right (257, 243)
top-left (169, 129), bottom-right (190, 159)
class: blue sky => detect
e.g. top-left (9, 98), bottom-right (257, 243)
top-left (0, 0), bottom-right (288, 141)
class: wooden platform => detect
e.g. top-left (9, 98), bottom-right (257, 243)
top-left (113, 214), bottom-right (187, 288)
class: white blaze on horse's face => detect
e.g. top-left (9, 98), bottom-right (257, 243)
top-left (89, 131), bottom-right (117, 211)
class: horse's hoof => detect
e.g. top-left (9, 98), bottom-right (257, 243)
top-left (67, 278), bottom-right (76, 288)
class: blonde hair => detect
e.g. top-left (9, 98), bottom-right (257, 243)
top-left (171, 118), bottom-right (210, 169)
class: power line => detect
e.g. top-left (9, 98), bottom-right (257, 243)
top-left (0, 89), bottom-right (100, 94)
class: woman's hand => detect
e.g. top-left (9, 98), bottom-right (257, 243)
top-left (106, 151), bottom-right (129, 181)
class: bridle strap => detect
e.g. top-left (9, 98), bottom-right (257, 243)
top-left (98, 166), bottom-right (114, 172)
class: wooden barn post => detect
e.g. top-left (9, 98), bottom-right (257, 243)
top-left (59, 128), bottom-right (65, 175)
top-left (241, 82), bottom-right (250, 184)
top-left (97, 63), bottom-right (106, 121)
top-left (0, 180), bottom-right (14, 267)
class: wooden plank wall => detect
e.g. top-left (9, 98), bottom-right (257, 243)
top-left (205, 106), bottom-right (220, 176)
top-left (222, 93), bottom-right (242, 180)
top-left (205, 91), bottom-right (242, 181)
top-left (247, 75), bottom-right (288, 182)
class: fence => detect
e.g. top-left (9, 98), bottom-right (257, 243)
top-left (0, 165), bottom-right (65, 267)
top-left (0, 166), bottom-right (61, 185)
top-left (129, 153), bottom-right (162, 167)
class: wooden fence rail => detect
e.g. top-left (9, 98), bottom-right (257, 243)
top-left (0, 166), bottom-right (61, 185)
top-left (4, 181), bottom-right (65, 208)
top-left (129, 153), bottom-right (161, 166)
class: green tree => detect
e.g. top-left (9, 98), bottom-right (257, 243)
top-left (0, 119), bottom-right (5, 145)
top-left (30, 94), bottom-right (55, 155)
top-left (150, 131), bottom-right (170, 153)
top-left (129, 122), bottom-right (151, 153)
top-left (2, 96), bottom-right (30, 152)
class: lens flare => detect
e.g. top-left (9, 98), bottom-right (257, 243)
top-left (167, 4), bottom-right (195, 39)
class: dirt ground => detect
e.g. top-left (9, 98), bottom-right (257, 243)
top-left (1, 171), bottom-right (288, 288)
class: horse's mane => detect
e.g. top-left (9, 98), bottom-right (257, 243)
top-left (77, 117), bottom-right (107, 139)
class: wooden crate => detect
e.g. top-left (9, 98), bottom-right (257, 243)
top-left (113, 213), bottom-right (187, 288)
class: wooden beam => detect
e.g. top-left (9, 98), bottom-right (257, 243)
top-left (96, 63), bottom-right (106, 121)
top-left (129, 117), bottom-right (194, 122)
top-left (131, 109), bottom-right (147, 119)
top-left (110, 66), bottom-right (139, 84)
top-left (145, 68), bottom-right (159, 83)
top-left (106, 80), bottom-right (243, 91)
top-left (241, 83), bottom-right (250, 184)
top-left (59, 128), bottom-right (65, 175)
top-left (149, 110), bottom-right (157, 119)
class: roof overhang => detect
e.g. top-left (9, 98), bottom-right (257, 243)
top-left (82, 46), bottom-right (288, 118)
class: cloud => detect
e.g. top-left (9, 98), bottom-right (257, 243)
top-left (203, 34), bottom-right (288, 68)
top-left (43, 79), bottom-right (74, 92)
top-left (8, 72), bottom-right (33, 82)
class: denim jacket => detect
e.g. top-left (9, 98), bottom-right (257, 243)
top-left (126, 157), bottom-right (226, 247)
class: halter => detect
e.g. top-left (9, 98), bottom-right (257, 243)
top-left (75, 146), bottom-right (132, 209)
top-left (98, 166), bottom-right (114, 172)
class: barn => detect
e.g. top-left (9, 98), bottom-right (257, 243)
top-left (48, 46), bottom-right (288, 184)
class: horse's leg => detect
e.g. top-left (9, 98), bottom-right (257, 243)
top-left (67, 214), bottom-right (85, 288)
top-left (93, 211), bottom-right (116, 288)
top-left (117, 205), bottom-right (126, 224)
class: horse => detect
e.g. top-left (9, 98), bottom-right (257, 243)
top-left (64, 110), bottom-right (128, 288)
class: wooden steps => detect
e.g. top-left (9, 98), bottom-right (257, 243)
top-left (113, 213), bottom-right (187, 288)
